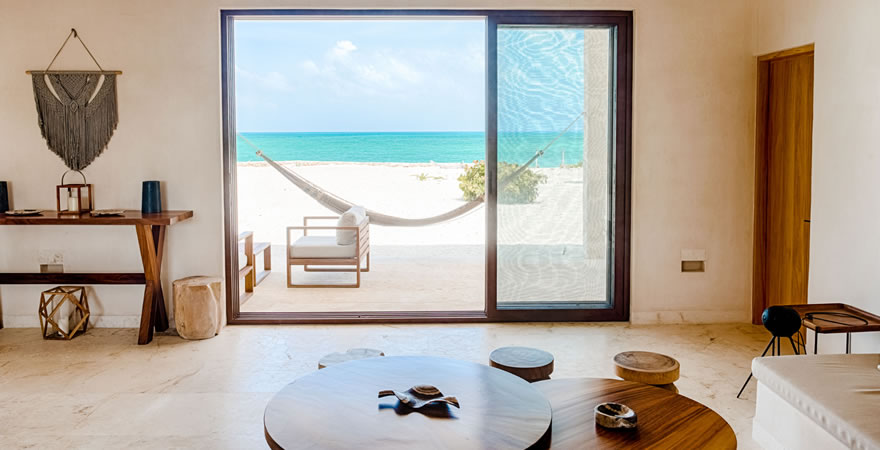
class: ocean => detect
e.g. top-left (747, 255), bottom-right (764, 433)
top-left (236, 132), bottom-right (585, 167)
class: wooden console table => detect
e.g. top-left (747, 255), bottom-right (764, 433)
top-left (0, 210), bottom-right (193, 345)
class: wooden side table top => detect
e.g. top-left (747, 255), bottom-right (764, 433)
top-left (264, 356), bottom-right (552, 450)
top-left (0, 210), bottom-right (193, 225)
top-left (788, 303), bottom-right (880, 334)
top-left (534, 378), bottom-right (736, 450)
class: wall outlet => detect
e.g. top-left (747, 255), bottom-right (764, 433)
top-left (39, 250), bottom-right (64, 265)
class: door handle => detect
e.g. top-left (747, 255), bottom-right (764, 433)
top-left (804, 220), bottom-right (811, 223)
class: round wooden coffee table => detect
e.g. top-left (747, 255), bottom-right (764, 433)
top-left (265, 356), bottom-right (552, 449)
top-left (533, 378), bottom-right (736, 449)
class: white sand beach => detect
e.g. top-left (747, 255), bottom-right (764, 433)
top-left (236, 161), bottom-right (607, 312)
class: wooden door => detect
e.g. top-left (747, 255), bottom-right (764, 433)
top-left (753, 46), bottom-right (814, 323)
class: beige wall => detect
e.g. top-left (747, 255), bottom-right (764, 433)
top-left (756, 0), bottom-right (880, 352)
top-left (0, 0), bottom-right (757, 326)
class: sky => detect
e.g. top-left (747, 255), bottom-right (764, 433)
top-left (234, 19), bottom-right (487, 132)
top-left (233, 20), bottom-right (589, 134)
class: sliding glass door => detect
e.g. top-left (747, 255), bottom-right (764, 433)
top-left (488, 15), bottom-right (630, 320)
top-left (220, 10), bottom-right (631, 324)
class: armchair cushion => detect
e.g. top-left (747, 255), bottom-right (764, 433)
top-left (336, 206), bottom-right (367, 245)
top-left (238, 248), bottom-right (248, 270)
top-left (290, 236), bottom-right (357, 259)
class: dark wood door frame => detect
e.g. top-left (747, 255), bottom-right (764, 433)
top-left (220, 9), bottom-right (633, 325)
top-left (752, 43), bottom-right (814, 324)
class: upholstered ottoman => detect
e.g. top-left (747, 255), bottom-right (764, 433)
top-left (752, 354), bottom-right (880, 450)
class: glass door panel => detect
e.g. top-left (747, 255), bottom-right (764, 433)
top-left (496, 26), bottom-right (613, 309)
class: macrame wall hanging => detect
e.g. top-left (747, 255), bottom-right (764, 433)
top-left (28, 28), bottom-right (121, 171)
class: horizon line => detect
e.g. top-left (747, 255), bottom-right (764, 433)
top-left (237, 130), bottom-right (485, 133)
top-left (237, 130), bottom-right (584, 134)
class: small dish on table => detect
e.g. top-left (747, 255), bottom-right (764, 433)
top-left (4, 209), bottom-right (42, 216)
top-left (90, 209), bottom-right (126, 217)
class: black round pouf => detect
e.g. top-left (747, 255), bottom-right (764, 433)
top-left (762, 306), bottom-right (802, 337)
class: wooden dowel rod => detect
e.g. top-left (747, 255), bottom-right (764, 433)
top-left (26, 70), bottom-right (122, 75)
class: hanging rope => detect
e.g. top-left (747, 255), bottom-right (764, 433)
top-left (44, 28), bottom-right (105, 72)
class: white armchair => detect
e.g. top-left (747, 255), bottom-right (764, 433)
top-left (286, 207), bottom-right (370, 288)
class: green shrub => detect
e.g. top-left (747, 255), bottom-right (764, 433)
top-left (458, 160), bottom-right (547, 204)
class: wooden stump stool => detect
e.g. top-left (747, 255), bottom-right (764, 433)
top-left (318, 348), bottom-right (385, 369)
top-left (173, 276), bottom-right (223, 340)
top-left (613, 351), bottom-right (680, 393)
top-left (490, 346), bottom-right (554, 382)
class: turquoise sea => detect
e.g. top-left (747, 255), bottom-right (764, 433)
top-left (237, 132), bottom-right (585, 167)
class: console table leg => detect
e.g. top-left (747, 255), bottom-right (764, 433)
top-left (846, 333), bottom-right (851, 354)
top-left (136, 225), bottom-right (161, 345)
top-left (138, 283), bottom-right (155, 345)
top-left (151, 225), bottom-right (169, 332)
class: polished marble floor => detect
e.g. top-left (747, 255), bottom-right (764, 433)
top-left (0, 323), bottom-right (774, 449)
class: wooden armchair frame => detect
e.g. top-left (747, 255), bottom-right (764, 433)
top-left (238, 231), bottom-right (256, 293)
top-left (286, 215), bottom-right (370, 288)
top-left (238, 231), bottom-right (272, 294)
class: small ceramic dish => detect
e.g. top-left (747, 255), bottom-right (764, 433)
top-left (594, 402), bottom-right (638, 429)
top-left (4, 209), bottom-right (42, 216)
top-left (90, 209), bottom-right (126, 217)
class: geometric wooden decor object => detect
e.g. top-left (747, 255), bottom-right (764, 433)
top-left (38, 286), bottom-right (90, 340)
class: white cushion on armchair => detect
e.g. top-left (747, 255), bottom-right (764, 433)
top-left (290, 236), bottom-right (356, 259)
top-left (336, 206), bottom-right (367, 245)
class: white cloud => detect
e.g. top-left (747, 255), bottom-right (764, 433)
top-left (298, 42), bottom-right (425, 95)
top-left (235, 65), bottom-right (294, 93)
top-left (386, 57), bottom-right (423, 84)
top-left (354, 64), bottom-right (391, 86)
top-left (330, 40), bottom-right (357, 58)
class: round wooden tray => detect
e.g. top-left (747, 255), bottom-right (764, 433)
top-left (265, 356), bottom-right (552, 449)
top-left (613, 351), bottom-right (680, 385)
top-left (534, 378), bottom-right (736, 449)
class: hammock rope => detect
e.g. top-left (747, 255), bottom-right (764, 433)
top-left (240, 111), bottom-right (584, 227)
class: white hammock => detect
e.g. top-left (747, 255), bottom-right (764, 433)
top-left (240, 112), bottom-right (583, 227)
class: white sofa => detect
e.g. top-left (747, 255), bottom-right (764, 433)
top-left (752, 354), bottom-right (880, 450)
